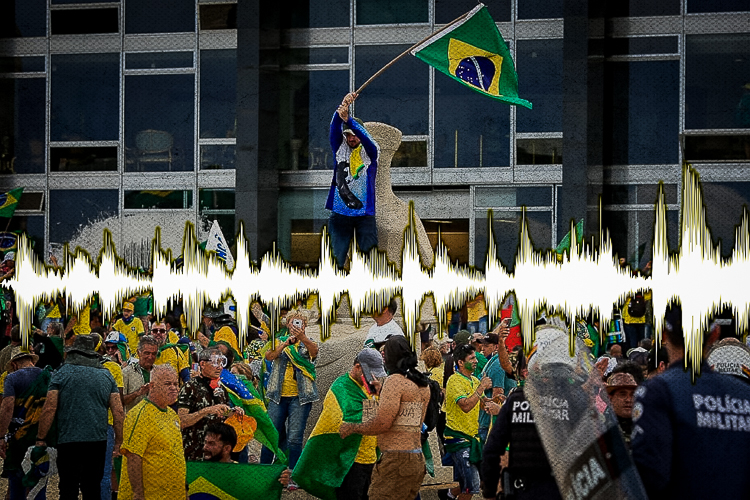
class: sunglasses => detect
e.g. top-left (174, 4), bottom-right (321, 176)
top-left (151, 328), bottom-right (167, 334)
top-left (202, 354), bottom-right (227, 368)
top-left (105, 344), bottom-right (118, 350)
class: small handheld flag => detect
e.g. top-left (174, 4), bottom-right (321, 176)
top-left (0, 188), bottom-right (23, 218)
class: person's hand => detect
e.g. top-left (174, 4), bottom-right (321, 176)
top-left (339, 422), bottom-right (355, 439)
top-left (231, 406), bottom-right (245, 416)
top-left (278, 468), bottom-right (292, 487)
top-left (484, 400), bottom-right (502, 415)
top-left (595, 357), bottom-right (609, 379)
top-left (138, 383), bottom-right (151, 396)
top-left (197, 332), bottom-right (210, 348)
top-left (479, 376), bottom-right (493, 392)
top-left (289, 322), bottom-right (306, 340)
top-left (205, 404), bottom-right (231, 418)
top-left (113, 442), bottom-right (122, 458)
top-left (371, 378), bottom-right (383, 396)
top-left (337, 103), bottom-right (349, 121)
top-left (342, 92), bottom-right (358, 107)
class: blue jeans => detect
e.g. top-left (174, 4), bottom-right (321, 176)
top-left (8, 469), bottom-right (46, 500)
top-left (328, 213), bottom-right (378, 268)
top-left (450, 448), bottom-right (481, 495)
top-left (260, 396), bottom-right (312, 469)
top-left (101, 425), bottom-right (114, 500)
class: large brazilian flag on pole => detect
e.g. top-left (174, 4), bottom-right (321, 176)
top-left (410, 4), bottom-right (532, 109)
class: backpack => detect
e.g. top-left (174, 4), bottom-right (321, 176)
top-left (423, 376), bottom-right (444, 433)
top-left (628, 293), bottom-right (647, 318)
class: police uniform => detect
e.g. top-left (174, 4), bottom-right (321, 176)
top-left (632, 362), bottom-right (750, 499)
top-left (481, 388), bottom-right (562, 499)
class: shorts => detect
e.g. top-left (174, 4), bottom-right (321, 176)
top-left (368, 450), bottom-right (426, 500)
top-left (451, 448), bottom-right (481, 494)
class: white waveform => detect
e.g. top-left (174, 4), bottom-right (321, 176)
top-left (4, 165), bottom-right (744, 372)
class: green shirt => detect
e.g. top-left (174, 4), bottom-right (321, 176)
top-left (474, 352), bottom-right (488, 378)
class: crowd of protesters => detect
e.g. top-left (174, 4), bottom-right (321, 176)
top-left (0, 252), bottom-right (749, 499)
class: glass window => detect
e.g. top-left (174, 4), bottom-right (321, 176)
top-left (356, 0), bottom-right (427, 25)
top-left (200, 50), bottom-right (237, 139)
top-left (277, 189), bottom-right (330, 263)
top-left (688, 0), bottom-right (750, 13)
top-left (200, 145), bottom-right (235, 170)
top-left (604, 60), bottom-right (679, 164)
top-left (685, 135), bottom-right (750, 161)
top-left (124, 190), bottom-right (193, 209)
top-left (686, 35), bottom-right (750, 130)
top-left (355, 45), bottom-right (428, 136)
top-left (516, 39), bottom-right (563, 133)
top-left (475, 187), bottom-right (552, 207)
top-left (126, 0), bottom-right (195, 34)
top-left (392, 140), bottom-right (427, 168)
top-left (602, 209), bottom-right (678, 267)
top-left (199, 4), bottom-right (237, 30)
top-left (51, 8), bottom-right (119, 35)
top-left (49, 189), bottom-right (118, 245)
top-left (51, 53), bottom-right (119, 141)
top-left (50, 146), bottom-right (117, 172)
top-left (605, 37), bottom-right (678, 56)
top-left (434, 71), bottom-right (510, 168)
top-left (126, 52), bottom-right (193, 70)
top-left (606, 0), bottom-right (680, 16)
top-left (422, 219), bottom-right (470, 266)
top-left (0, 0), bottom-right (46, 38)
top-left (200, 189), bottom-right (235, 247)
top-left (0, 57), bottom-right (45, 73)
top-left (280, 70), bottom-right (349, 171)
top-left (283, 48), bottom-right (349, 66)
top-left (518, 0), bottom-right (563, 19)
top-left (475, 211), bottom-right (552, 271)
top-left (17, 192), bottom-right (45, 211)
top-left (702, 182), bottom-right (750, 258)
top-left (0, 78), bottom-right (45, 174)
top-left (6, 216), bottom-right (44, 261)
top-left (517, 139), bottom-right (563, 165)
top-left (125, 74), bottom-right (195, 172)
top-left (436, 0), bottom-right (510, 24)
top-left (200, 188), bottom-right (235, 211)
top-left (282, 0), bottom-right (349, 28)
top-left (289, 219), bottom-right (326, 265)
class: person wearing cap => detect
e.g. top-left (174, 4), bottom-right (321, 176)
top-left (149, 319), bottom-right (190, 385)
top-left (0, 347), bottom-right (50, 500)
top-left (0, 251), bottom-right (14, 281)
top-left (294, 348), bottom-right (385, 499)
top-left (477, 333), bottom-right (514, 443)
top-left (325, 91), bottom-right (380, 268)
top-left (364, 298), bottom-right (405, 350)
top-left (632, 303), bottom-right (750, 499)
top-left (35, 334), bottom-right (124, 500)
top-left (196, 307), bottom-right (221, 358)
top-left (119, 364), bottom-right (185, 500)
top-left (0, 325), bottom-right (22, 374)
top-left (122, 336), bottom-right (159, 413)
top-left (339, 336), bottom-right (431, 500)
top-left (103, 331), bottom-right (131, 367)
top-left (112, 302), bottom-right (145, 359)
top-left (605, 372), bottom-right (638, 450)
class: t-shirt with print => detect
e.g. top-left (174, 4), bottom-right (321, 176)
top-left (49, 363), bottom-right (118, 444)
top-left (177, 376), bottom-right (229, 461)
top-left (445, 372), bottom-right (481, 437)
top-left (119, 398), bottom-right (185, 500)
top-left (113, 317), bottom-right (145, 358)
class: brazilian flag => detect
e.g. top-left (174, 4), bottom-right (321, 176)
top-left (556, 218), bottom-right (585, 255)
top-left (0, 188), bottom-right (23, 218)
top-left (187, 462), bottom-right (286, 499)
top-left (410, 4), bottom-right (531, 109)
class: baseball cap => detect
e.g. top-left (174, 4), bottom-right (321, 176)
top-left (454, 330), bottom-right (472, 346)
top-left (484, 333), bottom-right (500, 345)
top-left (356, 348), bottom-right (387, 384)
top-left (122, 302), bottom-right (135, 312)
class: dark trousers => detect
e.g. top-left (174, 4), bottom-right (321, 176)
top-left (328, 213), bottom-right (378, 268)
top-left (337, 462), bottom-right (374, 500)
top-left (57, 441), bottom-right (107, 500)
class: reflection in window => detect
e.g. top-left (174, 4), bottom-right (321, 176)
top-left (200, 145), bottom-right (235, 170)
top-left (50, 146), bottom-right (117, 172)
top-left (0, 78), bottom-right (45, 174)
top-left (606, 0), bottom-right (680, 16)
top-left (356, 0), bottom-right (427, 25)
top-left (392, 140), bottom-right (427, 168)
top-left (200, 188), bottom-right (235, 211)
top-left (422, 219), bottom-right (470, 266)
top-left (475, 211), bottom-right (552, 271)
top-left (0, 0), bottom-right (46, 38)
top-left (49, 189), bottom-right (118, 245)
top-left (516, 39), bottom-right (563, 133)
top-left (0, 57), bottom-right (44, 73)
top-left (685, 135), bottom-right (750, 161)
top-left (51, 8), bottom-right (118, 35)
top-left (125, 74), bottom-right (195, 171)
top-left (355, 46), bottom-right (428, 136)
top-left (51, 53), bottom-right (119, 141)
top-left (687, 0), bottom-right (750, 13)
top-left (124, 190), bottom-right (193, 210)
top-left (436, 0), bottom-right (510, 24)
top-left (282, 0), bottom-right (349, 28)
top-left (281, 70), bottom-right (348, 171)
top-left (518, 0), bottom-right (563, 19)
top-left (200, 189), bottom-right (235, 247)
top-left (605, 60), bottom-right (679, 164)
top-left (517, 139), bottom-right (562, 165)
top-left (199, 3), bottom-right (237, 30)
top-left (686, 35), bottom-right (750, 130)
top-left (200, 50), bottom-right (236, 139)
top-left (126, 52), bottom-right (193, 70)
top-left (126, 0), bottom-right (194, 34)
top-left (434, 71), bottom-right (509, 168)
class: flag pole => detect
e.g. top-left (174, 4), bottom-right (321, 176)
top-left (355, 10), bottom-right (473, 95)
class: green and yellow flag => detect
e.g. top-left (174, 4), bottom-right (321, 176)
top-left (0, 188), bottom-right (23, 218)
top-left (410, 4), bottom-right (531, 109)
top-left (293, 374), bottom-right (373, 500)
top-left (187, 462), bottom-right (286, 499)
top-left (556, 218), bottom-right (585, 255)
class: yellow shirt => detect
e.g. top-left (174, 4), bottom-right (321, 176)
top-left (349, 376), bottom-right (378, 464)
top-left (445, 372), bottom-right (481, 437)
top-left (103, 360), bottom-right (124, 425)
top-left (272, 338), bottom-right (299, 397)
top-left (72, 305), bottom-right (91, 336)
top-left (428, 366), bottom-right (444, 387)
top-left (155, 345), bottom-right (189, 380)
top-left (119, 399), bottom-right (185, 500)
top-left (113, 317), bottom-right (145, 357)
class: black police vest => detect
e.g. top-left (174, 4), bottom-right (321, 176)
top-left (507, 388), bottom-right (554, 475)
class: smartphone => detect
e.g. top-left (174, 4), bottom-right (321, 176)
top-left (192, 363), bottom-right (199, 371)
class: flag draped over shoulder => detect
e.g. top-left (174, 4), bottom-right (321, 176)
top-left (294, 374), bottom-right (370, 500)
top-left (187, 462), bottom-right (286, 500)
top-left (0, 188), bottom-right (23, 218)
top-left (410, 4), bottom-right (531, 109)
top-left (220, 370), bottom-right (287, 465)
top-left (280, 335), bottom-right (316, 381)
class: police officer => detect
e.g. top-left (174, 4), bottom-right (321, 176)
top-left (632, 303), bottom-right (750, 499)
top-left (481, 346), bottom-right (561, 500)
